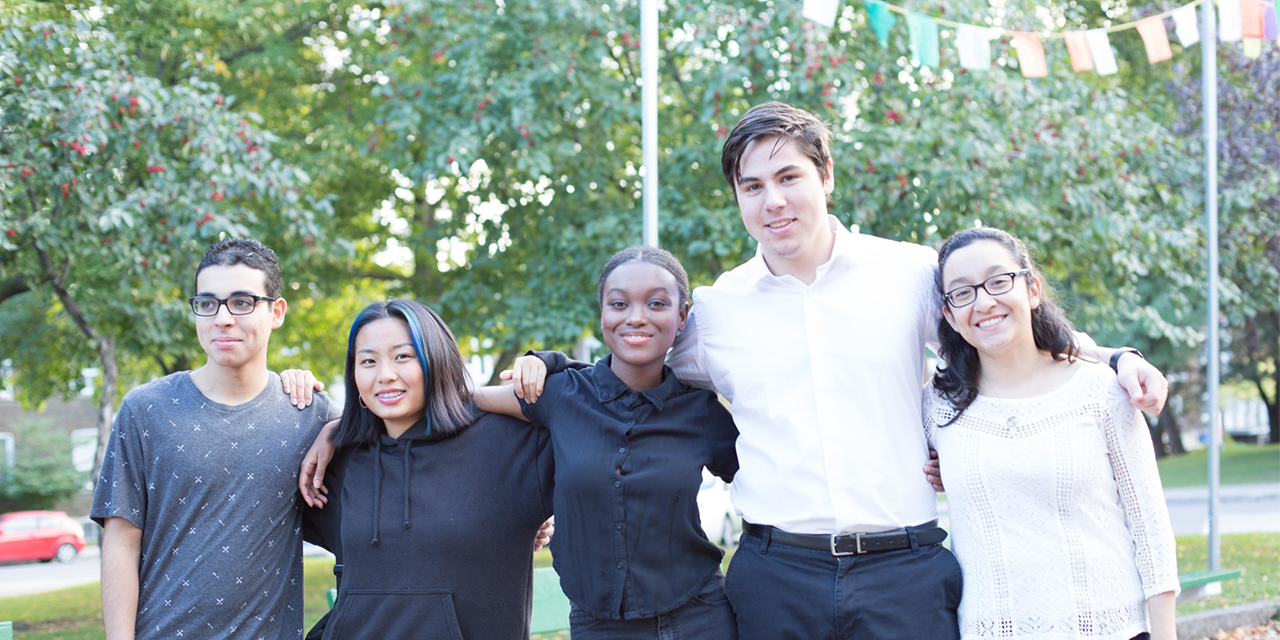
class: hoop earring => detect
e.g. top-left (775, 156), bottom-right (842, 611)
top-left (358, 396), bottom-right (368, 409)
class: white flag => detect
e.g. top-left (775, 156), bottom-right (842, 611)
top-left (955, 25), bottom-right (995, 71)
top-left (1172, 5), bottom-right (1201, 46)
top-left (803, 0), bottom-right (840, 27)
top-left (1085, 29), bottom-right (1119, 75)
top-left (1219, 0), bottom-right (1243, 41)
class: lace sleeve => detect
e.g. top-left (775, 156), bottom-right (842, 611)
top-left (921, 383), bottom-right (939, 448)
top-left (1102, 380), bottom-right (1181, 600)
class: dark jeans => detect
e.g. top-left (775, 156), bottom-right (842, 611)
top-left (568, 571), bottom-right (737, 640)
top-left (726, 524), bottom-right (962, 640)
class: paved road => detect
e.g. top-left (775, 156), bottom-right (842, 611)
top-left (0, 545), bottom-right (100, 599)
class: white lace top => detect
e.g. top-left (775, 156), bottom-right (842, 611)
top-left (923, 362), bottom-right (1179, 640)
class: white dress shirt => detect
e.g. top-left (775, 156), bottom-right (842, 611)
top-left (669, 217), bottom-right (941, 534)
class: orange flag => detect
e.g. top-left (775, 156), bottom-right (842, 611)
top-left (1012, 33), bottom-right (1048, 78)
top-left (1135, 17), bottom-right (1172, 64)
top-left (1063, 31), bottom-right (1094, 71)
top-left (1241, 0), bottom-right (1269, 38)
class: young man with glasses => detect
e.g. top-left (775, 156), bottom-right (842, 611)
top-left (666, 101), bottom-right (1167, 640)
top-left (91, 238), bottom-right (336, 640)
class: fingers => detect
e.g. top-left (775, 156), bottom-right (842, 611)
top-left (534, 516), bottom-right (555, 551)
top-left (511, 367), bottom-right (526, 401)
top-left (499, 370), bottom-right (514, 382)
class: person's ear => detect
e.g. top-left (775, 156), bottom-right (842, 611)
top-left (678, 302), bottom-right (689, 332)
top-left (942, 304), bottom-right (959, 332)
top-left (271, 297), bottom-right (288, 329)
top-left (1028, 274), bottom-right (1043, 310)
top-left (822, 159), bottom-right (835, 195)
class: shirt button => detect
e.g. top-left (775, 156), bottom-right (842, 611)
top-left (615, 523), bottom-right (623, 530)
top-left (616, 562), bottom-right (623, 569)
top-left (618, 447), bottom-right (626, 454)
top-left (614, 481), bottom-right (621, 488)
top-left (1006, 417), bottom-right (1018, 428)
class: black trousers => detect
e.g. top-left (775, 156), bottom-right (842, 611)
top-left (726, 525), bottom-right (962, 640)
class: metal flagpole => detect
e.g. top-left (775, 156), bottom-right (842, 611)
top-left (1201, 0), bottom-right (1221, 572)
top-left (641, 0), bottom-right (659, 248)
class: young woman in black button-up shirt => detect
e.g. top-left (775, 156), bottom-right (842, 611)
top-left (474, 246), bottom-right (740, 640)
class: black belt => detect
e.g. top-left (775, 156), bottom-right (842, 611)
top-left (743, 520), bottom-right (947, 556)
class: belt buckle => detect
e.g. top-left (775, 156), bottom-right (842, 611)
top-left (830, 532), bottom-right (863, 556)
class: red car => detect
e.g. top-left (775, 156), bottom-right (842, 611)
top-left (0, 511), bottom-right (87, 564)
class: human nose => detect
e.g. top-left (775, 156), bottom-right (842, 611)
top-left (762, 182), bottom-right (785, 210)
top-left (972, 286), bottom-right (998, 310)
top-left (625, 304), bottom-right (647, 326)
top-left (212, 301), bottom-right (236, 325)
top-left (376, 361), bottom-right (400, 383)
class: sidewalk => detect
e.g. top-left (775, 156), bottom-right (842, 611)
top-left (1162, 482), bottom-right (1280, 503)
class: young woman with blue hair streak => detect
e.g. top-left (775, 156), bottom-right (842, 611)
top-left (300, 299), bottom-right (554, 640)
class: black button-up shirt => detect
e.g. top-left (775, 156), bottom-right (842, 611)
top-left (521, 354), bottom-right (738, 619)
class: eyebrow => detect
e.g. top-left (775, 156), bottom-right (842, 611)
top-left (605, 287), bottom-right (676, 297)
top-left (945, 266), bottom-right (1014, 290)
top-left (737, 164), bottom-right (802, 186)
top-left (195, 289), bottom-right (264, 298)
top-left (356, 342), bottom-right (416, 354)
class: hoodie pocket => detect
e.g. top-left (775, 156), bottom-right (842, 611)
top-left (329, 588), bottom-right (465, 640)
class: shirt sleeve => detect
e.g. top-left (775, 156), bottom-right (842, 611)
top-left (528, 350), bottom-right (591, 375)
top-left (1102, 379), bottom-right (1181, 600)
top-left (90, 398), bottom-right (147, 529)
top-left (517, 369), bottom-right (571, 427)
top-left (921, 384), bottom-right (939, 449)
top-left (700, 392), bottom-right (739, 483)
top-left (533, 424), bottom-right (556, 519)
top-left (667, 302), bottom-right (714, 389)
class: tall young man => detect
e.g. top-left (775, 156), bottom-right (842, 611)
top-left (92, 238), bottom-right (335, 639)
top-left (666, 102), bottom-right (1167, 640)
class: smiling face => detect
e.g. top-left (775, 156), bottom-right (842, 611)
top-left (600, 261), bottom-right (688, 386)
top-left (941, 240), bottom-right (1042, 359)
top-left (734, 135), bottom-right (836, 282)
top-left (353, 317), bottom-right (427, 437)
top-left (193, 264), bottom-right (285, 373)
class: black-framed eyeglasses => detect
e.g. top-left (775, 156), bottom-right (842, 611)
top-left (188, 295), bottom-right (277, 317)
top-left (943, 270), bottom-right (1031, 308)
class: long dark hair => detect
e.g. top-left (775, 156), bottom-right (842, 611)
top-left (933, 228), bottom-right (1079, 426)
top-left (331, 299), bottom-right (475, 447)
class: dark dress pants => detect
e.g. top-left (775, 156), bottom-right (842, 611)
top-left (726, 526), bottom-right (962, 640)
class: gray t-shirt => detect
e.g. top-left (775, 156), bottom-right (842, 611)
top-left (91, 371), bottom-right (334, 639)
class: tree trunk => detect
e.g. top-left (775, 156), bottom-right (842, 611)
top-left (486, 343), bottom-right (523, 387)
top-left (1153, 408), bottom-right (1187, 457)
top-left (1261, 368), bottom-right (1279, 445)
top-left (36, 245), bottom-right (118, 482)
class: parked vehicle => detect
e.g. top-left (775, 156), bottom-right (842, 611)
top-left (0, 511), bottom-right (87, 564)
top-left (696, 470), bottom-right (741, 547)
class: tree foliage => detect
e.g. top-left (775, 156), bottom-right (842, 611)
top-left (0, 420), bottom-right (86, 512)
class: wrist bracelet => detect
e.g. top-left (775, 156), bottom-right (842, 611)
top-left (1109, 348), bottom-right (1144, 373)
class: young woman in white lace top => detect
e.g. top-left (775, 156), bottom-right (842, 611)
top-left (923, 228), bottom-right (1179, 640)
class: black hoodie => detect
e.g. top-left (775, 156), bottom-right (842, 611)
top-left (305, 410), bottom-right (554, 639)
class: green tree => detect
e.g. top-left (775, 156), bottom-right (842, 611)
top-left (0, 7), bottom-right (333, 476)
top-left (0, 420), bottom-right (87, 512)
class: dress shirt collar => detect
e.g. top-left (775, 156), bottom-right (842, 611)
top-left (743, 215), bottom-right (857, 287)
top-left (590, 354), bottom-right (682, 410)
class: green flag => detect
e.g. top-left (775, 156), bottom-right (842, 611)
top-left (865, 0), bottom-right (897, 48)
top-left (907, 13), bottom-right (940, 67)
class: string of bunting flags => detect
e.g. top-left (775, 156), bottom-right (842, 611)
top-left (802, 0), bottom-right (1278, 77)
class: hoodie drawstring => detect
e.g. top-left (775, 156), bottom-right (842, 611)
top-left (402, 443), bottom-right (412, 530)
top-left (371, 439), bottom-right (382, 546)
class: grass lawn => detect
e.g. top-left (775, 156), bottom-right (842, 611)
top-left (1, 536), bottom-right (1274, 636)
top-left (1157, 440), bottom-right (1280, 488)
